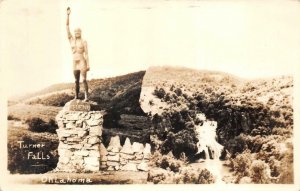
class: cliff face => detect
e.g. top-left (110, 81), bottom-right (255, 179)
top-left (139, 66), bottom-right (293, 158)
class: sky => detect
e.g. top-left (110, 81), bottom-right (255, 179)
top-left (1, 0), bottom-right (300, 98)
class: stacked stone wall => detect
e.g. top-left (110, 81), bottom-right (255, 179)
top-left (55, 107), bottom-right (104, 172)
top-left (55, 100), bottom-right (151, 172)
top-left (102, 136), bottom-right (150, 171)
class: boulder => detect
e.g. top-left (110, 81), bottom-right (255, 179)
top-left (89, 126), bottom-right (102, 136)
top-left (86, 144), bottom-right (100, 150)
top-left (137, 161), bottom-right (149, 171)
top-left (100, 155), bottom-right (108, 162)
top-left (132, 142), bottom-right (144, 153)
top-left (107, 136), bottom-right (122, 152)
top-left (77, 130), bottom-right (88, 137)
top-left (58, 148), bottom-right (73, 157)
top-left (94, 113), bottom-right (103, 120)
top-left (89, 150), bottom-right (101, 157)
top-left (85, 164), bottom-right (99, 172)
top-left (75, 120), bottom-right (83, 128)
top-left (65, 112), bottom-right (81, 121)
top-left (108, 151), bottom-right (117, 156)
top-left (66, 122), bottom-right (76, 129)
top-left (120, 153), bottom-right (135, 160)
top-left (120, 163), bottom-right (138, 171)
top-left (143, 143), bottom-right (151, 159)
top-left (107, 166), bottom-right (115, 171)
top-left (107, 161), bottom-right (119, 166)
top-left (74, 150), bottom-right (90, 156)
top-left (86, 119), bottom-right (102, 126)
top-left (88, 136), bottom-right (100, 145)
top-left (84, 156), bottom-right (100, 167)
top-left (107, 154), bottom-right (120, 162)
top-left (120, 138), bottom-right (134, 154)
top-left (100, 143), bottom-right (108, 156)
top-left (135, 153), bottom-right (144, 160)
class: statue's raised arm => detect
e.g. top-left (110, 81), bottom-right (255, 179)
top-left (66, 7), bottom-right (73, 40)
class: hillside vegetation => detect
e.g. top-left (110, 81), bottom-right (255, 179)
top-left (140, 66), bottom-right (293, 183)
top-left (8, 66), bottom-right (293, 183)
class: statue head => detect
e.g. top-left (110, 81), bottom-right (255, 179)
top-left (74, 28), bottom-right (82, 38)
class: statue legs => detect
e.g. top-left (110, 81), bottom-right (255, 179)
top-left (81, 70), bottom-right (89, 101)
top-left (83, 79), bottom-right (89, 101)
top-left (73, 70), bottom-right (89, 101)
top-left (74, 70), bottom-right (80, 99)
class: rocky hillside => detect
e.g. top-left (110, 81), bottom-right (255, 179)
top-left (139, 66), bottom-right (293, 183)
top-left (140, 66), bottom-right (292, 145)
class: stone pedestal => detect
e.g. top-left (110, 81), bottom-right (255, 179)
top-left (55, 100), bottom-right (105, 172)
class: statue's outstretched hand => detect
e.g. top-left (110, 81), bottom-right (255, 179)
top-left (67, 7), bottom-right (71, 15)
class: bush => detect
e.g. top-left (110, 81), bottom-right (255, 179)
top-left (278, 141), bottom-right (293, 183)
top-left (7, 115), bottom-right (20, 121)
top-left (229, 150), bottom-right (252, 182)
top-left (250, 160), bottom-right (271, 183)
top-left (147, 168), bottom-right (175, 184)
top-left (26, 117), bottom-right (57, 133)
top-left (153, 87), bottom-right (166, 99)
top-left (161, 129), bottom-right (198, 158)
top-left (179, 168), bottom-right (199, 183)
top-left (151, 110), bottom-right (198, 158)
top-left (174, 88), bottom-right (183, 96)
top-left (177, 167), bottom-right (215, 184)
top-left (151, 152), bottom-right (184, 173)
top-left (198, 168), bottom-right (216, 184)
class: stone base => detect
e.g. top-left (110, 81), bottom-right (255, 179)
top-left (55, 100), bottom-right (104, 172)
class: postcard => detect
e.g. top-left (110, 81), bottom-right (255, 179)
top-left (0, 0), bottom-right (299, 191)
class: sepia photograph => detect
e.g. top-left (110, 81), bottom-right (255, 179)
top-left (0, 0), bottom-right (299, 190)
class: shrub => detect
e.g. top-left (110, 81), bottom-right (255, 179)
top-left (151, 110), bottom-right (198, 158)
top-left (161, 129), bottom-right (198, 158)
top-left (7, 115), bottom-right (20, 121)
top-left (180, 168), bottom-right (199, 183)
top-left (153, 87), bottom-right (166, 99)
top-left (174, 88), bottom-right (183, 96)
top-left (149, 99), bottom-right (154, 106)
top-left (178, 167), bottom-right (215, 184)
top-left (147, 168), bottom-right (175, 184)
top-left (152, 152), bottom-right (184, 173)
top-left (249, 160), bottom-right (271, 183)
top-left (198, 168), bottom-right (216, 184)
top-left (26, 117), bottom-right (57, 133)
top-left (268, 156), bottom-right (280, 177)
top-left (278, 141), bottom-right (294, 183)
top-left (229, 150), bottom-right (252, 182)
